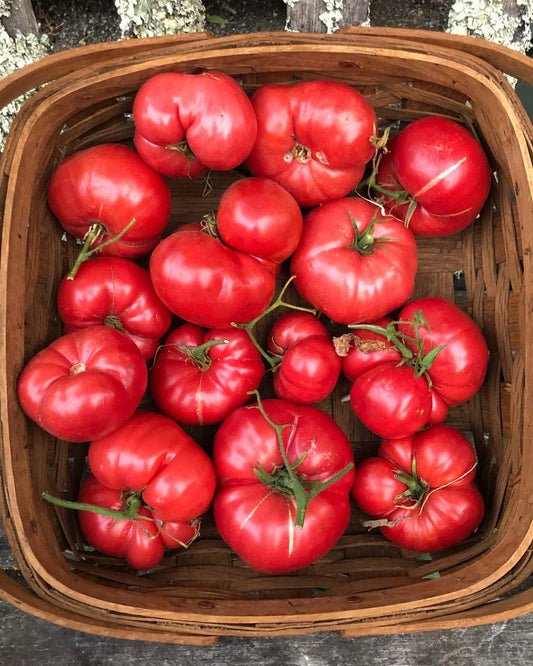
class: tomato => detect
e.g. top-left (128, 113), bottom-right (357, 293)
top-left (397, 297), bottom-right (489, 406)
top-left (150, 323), bottom-right (265, 425)
top-left (216, 177), bottom-right (303, 263)
top-left (75, 474), bottom-right (200, 570)
top-left (57, 256), bottom-right (172, 361)
top-left (213, 398), bottom-right (355, 573)
top-left (290, 197), bottom-right (417, 324)
top-left (266, 311), bottom-right (341, 404)
top-left (373, 116), bottom-right (492, 236)
top-left (132, 70), bottom-right (257, 177)
top-left (333, 317), bottom-right (402, 382)
top-left (246, 80), bottom-right (377, 207)
top-left (17, 326), bottom-right (147, 442)
top-left (87, 410), bottom-right (216, 522)
top-left (149, 222), bottom-right (277, 328)
top-left (347, 298), bottom-right (488, 438)
top-left (351, 424), bottom-right (485, 552)
top-left (47, 143), bottom-right (171, 259)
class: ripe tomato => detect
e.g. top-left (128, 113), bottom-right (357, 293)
top-left (57, 256), bottom-right (172, 361)
top-left (88, 410), bottom-right (216, 522)
top-left (216, 177), bottom-right (303, 263)
top-left (374, 116), bottom-right (492, 236)
top-left (246, 79), bottom-right (377, 206)
top-left (150, 323), bottom-right (265, 425)
top-left (76, 474), bottom-right (200, 570)
top-left (149, 222), bottom-right (278, 328)
top-left (47, 143), bottom-right (171, 259)
top-left (213, 398), bottom-right (355, 573)
top-left (17, 326), bottom-right (147, 442)
top-left (266, 312), bottom-right (341, 404)
top-left (290, 197), bottom-right (417, 324)
top-left (132, 70), bottom-right (257, 177)
top-left (351, 424), bottom-right (485, 552)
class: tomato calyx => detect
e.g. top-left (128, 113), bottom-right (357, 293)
top-left (165, 139), bottom-right (195, 159)
top-left (103, 314), bottom-right (125, 332)
top-left (286, 140), bottom-right (312, 164)
top-left (233, 276), bottom-right (316, 367)
top-left (346, 211), bottom-right (394, 255)
top-left (250, 391), bottom-right (354, 529)
top-left (41, 489), bottom-right (197, 548)
top-left (392, 457), bottom-right (430, 507)
top-left (67, 218), bottom-right (137, 280)
top-left (349, 310), bottom-right (445, 383)
top-left (175, 338), bottom-right (230, 371)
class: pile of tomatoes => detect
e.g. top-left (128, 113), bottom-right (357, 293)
top-left (18, 70), bottom-right (492, 574)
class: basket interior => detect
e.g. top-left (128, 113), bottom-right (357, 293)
top-left (1, 35), bottom-right (532, 629)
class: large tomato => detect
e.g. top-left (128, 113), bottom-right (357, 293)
top-left (290, 197), bottom-right (417, 324)
top-left (17, 326), bottom-right (147, 442)
top-left (351, 424), bottom-right (485, 552)
top-left (373, 116), bottom-right (492, 236)
top-left (266, 311), bottom-right (341, 404)
top-left (57, 256), bottom-right (172, 361)
top-left (150, 323), bottom-right (265, 425)
top-left (246, 79), bottom-right (377, 207)
top-left (87, 410), bottom-right (216, 522)
top-left (74, 474), bottom-right (200, 570)
top-left (132, 70), bottom-right (257, 177)
top-left (213, 398), bottom-right (355, 574)
top-left (47, 143), bottom-right (171, 259)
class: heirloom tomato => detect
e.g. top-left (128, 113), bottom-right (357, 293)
top-left (213, 398), bottom-right (355, 573)
top-left (373, 116), bottom-right (492, 236)
top-left (266, 311), bottom-right (341, 404)
top-left (57, 256), bottom-right (172, 361)
top-left (150, 323), bottom-right (265, 425)
top-left (132, 70), bottom-right (257, 176)
top-left (17, 326), bottom-right (147, 442)
top-left (47, 143), bottom-right (171, 260)
top-left (73, 474), bottom-right (200, 570)
top-left (290, 197), bottom-right (417, 324)
top-left (246, 79), bottom-right (377, 206)
top-left (351, 424), bottom-right (485, 552)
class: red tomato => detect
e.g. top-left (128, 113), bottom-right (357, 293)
top-left (351, 424), bottom-right (485, 552)
top-left (149, 222), bottom-right (278, 328)
top-left (213, 398), bottom-right (355, 573)
top-left (77, 474), bottom-right (200, 570)
top-left (374, 116), bottom-right (492, 236)
top-left (397, 297), bottom-right (489, 406)
top-left (47, 143), bottom-right (171, 259)
top-left (150, 323), bottom-right (265, 425)
top-left (290, 197), bottom-right (417, 324)
top-left (246, 80), bottom-right (377, 206)
top-left (17, 326), bottom-right (147, 442)
top-left (57, 256), bottom-right (172, 361)
top-left (216, 177), bottom-right (303, 263)
top-left (132, 70), bottom-right (257, 176)
top-left (267, 312), bottom-right (341, 404)
top-left (88, 410), bottom-right (216, 522)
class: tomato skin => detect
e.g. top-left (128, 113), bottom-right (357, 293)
top-left (375, 116), bottom-right (492, 236)
top-left (290, 197), bottom-right (417, 324)
top-left (88, 410), bottom-right (216, 522)
top-left (57, 256), bottom-right (172, 361)
top-left (246, 80), bottom-right (377, 206)
top-left (150, 323), bottom-right (265, 425)
top-left (398, 297), bottom-right (489, 406)
top-left (267, 312), bottom-right (341, 404)
top-left (213, 399), bottom-right (355, 573)
top-left (133, 70), bottom-right (257, 175)
top-left (47, 143), bottom-right (171, 258)
top-left (350, 362), bottom-right (432, 439)
top-left (352, 425), bottom-right (484, 552)
top-left (17, 326), bottom-right (147, 442)
top-left (216, 177), bottom-right (303, 263)
top-left (149, 222), bottom-right (277, 328)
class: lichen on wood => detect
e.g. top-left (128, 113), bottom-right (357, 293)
top-left (113, 0), bottom-right (206, 38)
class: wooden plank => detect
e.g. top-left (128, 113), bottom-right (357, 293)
top-left (286, 0), bottom-right (369, 33)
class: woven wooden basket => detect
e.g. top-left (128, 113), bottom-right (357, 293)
top-left (1, 27), bottom-right (533, 644)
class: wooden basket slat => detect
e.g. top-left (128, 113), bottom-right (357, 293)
top-left (1, 29), bottom-right (533, 640)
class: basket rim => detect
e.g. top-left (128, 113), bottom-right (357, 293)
top-left (1, 29), bottom-right (533, 634)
